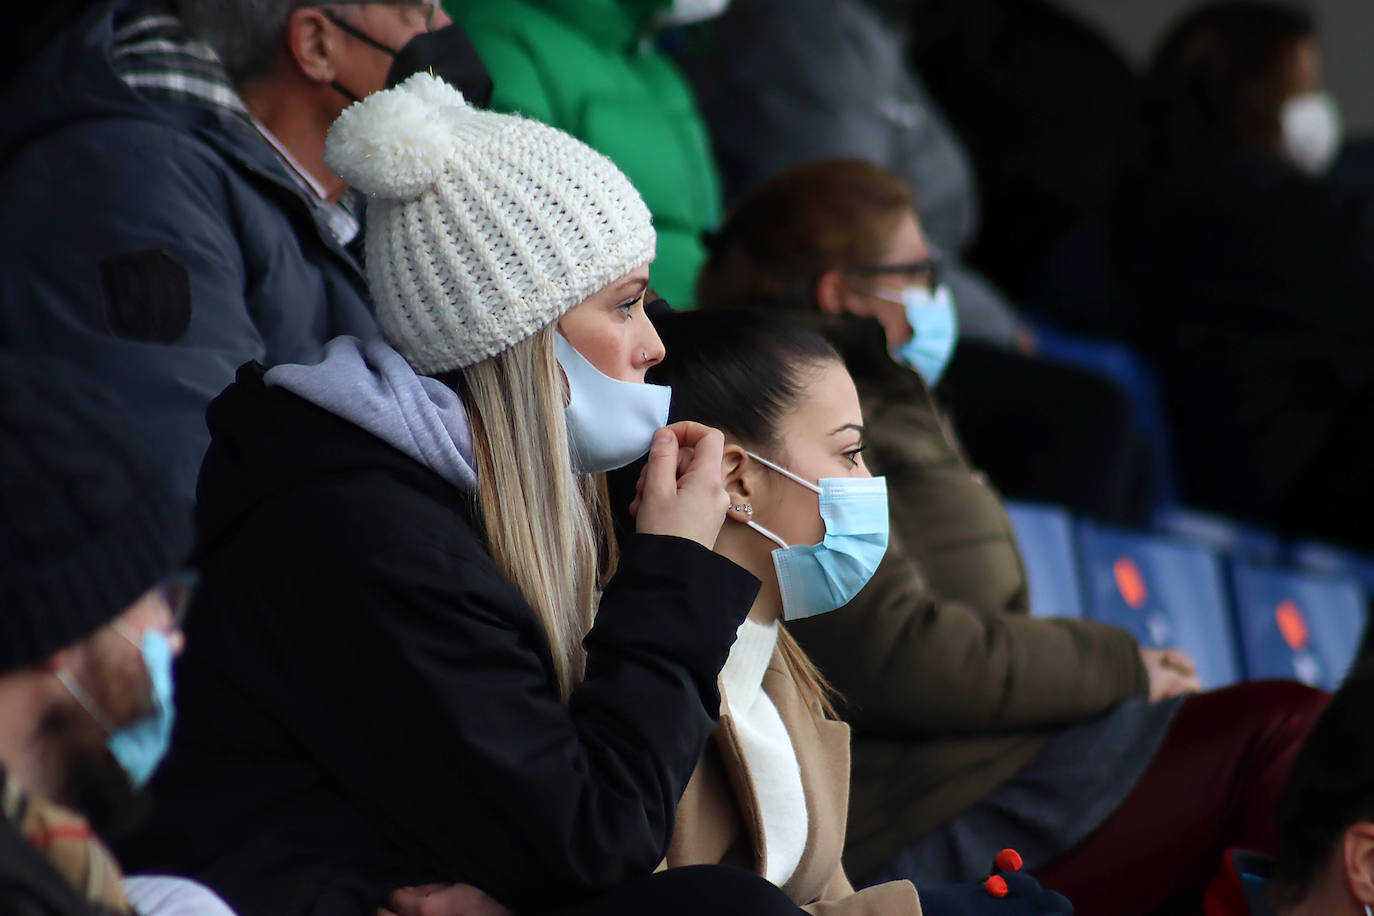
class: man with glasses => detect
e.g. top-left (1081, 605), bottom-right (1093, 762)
top-left (0, 0), bottom-right (487, 505)
top-left (0, 355), bottom-right (231, 915)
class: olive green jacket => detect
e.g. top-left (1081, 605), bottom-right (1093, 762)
top-left (788, 316), bottom-right (1149, 880)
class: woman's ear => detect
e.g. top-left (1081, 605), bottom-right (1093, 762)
top-left (722, 444), bottom-right (756, 527)
top-left (816, 270), bottom-right (851, 315)
top-left (1343, 822), bottom-right (1374, 907)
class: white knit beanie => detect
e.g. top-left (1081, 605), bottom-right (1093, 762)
top-left (324, 73), bottom-right (657, 373)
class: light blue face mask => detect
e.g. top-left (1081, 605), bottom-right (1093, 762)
top-left (743, 451), bottom-right (889, 621)
top-left (58, 627), bottom-right (177, 788)
top-left (884, 284), bottom-right (959, 385)
top-left (556, 333), bottom-right (672, 474)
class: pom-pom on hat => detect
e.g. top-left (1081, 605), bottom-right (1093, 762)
top-left (325, 73), bottom-right (657, 373)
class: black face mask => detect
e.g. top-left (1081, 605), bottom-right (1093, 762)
top-left (385, 23), bottom-right (493, 107)
top-left (322, 15), bottom-right (492, 109)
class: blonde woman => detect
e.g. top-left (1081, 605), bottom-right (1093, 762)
top-left (118, 75), bottom-right (792, 916)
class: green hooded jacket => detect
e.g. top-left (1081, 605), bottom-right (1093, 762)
top-left (451, 0), bottom-right (723, 307)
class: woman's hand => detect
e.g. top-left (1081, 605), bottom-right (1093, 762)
top-left (380, 884), bottom-right (513, 916)
top-left (630, 422), bottom-right (730, 550)
top-left (1141, 647), bottom-right (1202, 700)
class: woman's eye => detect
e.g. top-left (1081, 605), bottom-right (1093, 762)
top-left (843, 447), bottom-right (865, 466)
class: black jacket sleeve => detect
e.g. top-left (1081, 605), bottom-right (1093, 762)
top-left (210, 487), bottom-right (757, 914)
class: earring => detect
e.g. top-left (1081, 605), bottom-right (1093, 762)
top-left (731, 504), bottom-right (753, 517)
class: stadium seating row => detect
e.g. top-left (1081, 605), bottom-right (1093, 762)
top-left (1006, 501), bottom-right (1371, 690)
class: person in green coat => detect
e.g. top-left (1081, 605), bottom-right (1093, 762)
top-left (450, 0), bottom-right (726, 307)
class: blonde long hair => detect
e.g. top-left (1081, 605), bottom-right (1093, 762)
top-left (444, 325), bottom-right (616, 701)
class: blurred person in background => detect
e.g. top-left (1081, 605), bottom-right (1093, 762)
top-left (672, 0), bottom-right (1157, 525)
top-left (1114, 1), bottom-right (1374, 550)
top-left (0, 0), bottom-right (487, 503)
top-left (450, 0), bottom-right (731, 307)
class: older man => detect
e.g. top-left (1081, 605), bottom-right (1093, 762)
top-left (0, 0), bottom-right (484, 503)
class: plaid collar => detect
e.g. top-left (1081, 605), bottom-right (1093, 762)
top-left (0, 767), bottom-right (133, 915)
top-left (111, 8), bottom-right (360, 245)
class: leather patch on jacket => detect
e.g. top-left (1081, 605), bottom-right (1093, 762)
top-left (98, 249), bottom-right (192, 343)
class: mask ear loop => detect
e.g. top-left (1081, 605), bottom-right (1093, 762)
top-left (743, 450), bottom-right (822, 494)
top-left (55, 670), bottom-right (118, 736)
top-left (740, 451), bottom-right (822, 549)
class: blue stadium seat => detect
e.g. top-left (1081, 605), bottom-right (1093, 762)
top-left (1288, 540), bottom-right (1374, 599)
top-left (1153, 505), bottom-right (1285, 565)
top-left (1004, 501), bottom-right (1084, 619)
top-left (1031, 324), bottom-right (1178, 509)
top-left (1076, 521), bottom-right (1241, 689)
top-left (1229, 562), bottom-right (1368, 689)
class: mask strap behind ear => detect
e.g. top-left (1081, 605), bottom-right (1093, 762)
top-left (743, 450), bottom-right (822, 495)
top-left (55, 670), bottom-right (117, 735)
top-left (746, 519), bottom-right (790, 550)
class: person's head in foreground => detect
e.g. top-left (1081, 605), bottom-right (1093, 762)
top-left (1129, 1), bottom-right (1337, 176)
top-left (325, 72), bottom-right (667, 699)
top-left (697, 158), bottom-right (958, 386)
top-left (0, 355), bottom-right (191, 907)
top-left (1266, 667), bottom-right (1374, 915)
top-left (631, 309), bottom-right (888, 708)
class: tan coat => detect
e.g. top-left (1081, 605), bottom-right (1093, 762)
top-left (664, 645), bottom-right (921, 915)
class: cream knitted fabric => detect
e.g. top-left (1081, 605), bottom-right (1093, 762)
top-left (324, 73), bottom-right (657, 373)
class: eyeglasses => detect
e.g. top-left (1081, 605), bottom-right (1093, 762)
top-left (847, 257), bottom-right (942, 292)
top-left (156, 570), bottom-right (198, 628)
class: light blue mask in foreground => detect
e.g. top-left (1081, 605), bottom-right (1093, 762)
top-left (58, 627), bottom-right (177, 788)
top-left (886, 284), bottom-right (959, 385)
top-left (557, 333), bottom-right (673, 474)
top-left (744, 451), bottom-right (889, 621)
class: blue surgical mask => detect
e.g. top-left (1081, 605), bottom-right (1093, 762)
top-left (743, 451), bottom-right (889, 621)
top-left (885, 285), bottom-right (959, 385)
top-left (556, 333), bottom-right (672, 474)
top-left (57, 627), bottom-right (177, 788)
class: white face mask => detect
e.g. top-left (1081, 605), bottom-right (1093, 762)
top-left (652, 0), bottom-right (732, 28)
top-left (1281, 92), bottom-right (1342, 176)
top-left (556, 333), bottom-right (671, 474)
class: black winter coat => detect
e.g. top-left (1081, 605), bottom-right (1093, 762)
top-left (118, 365), bottom-right (759, 916)
top-left (1112, 141), bottom-right (1374, 521)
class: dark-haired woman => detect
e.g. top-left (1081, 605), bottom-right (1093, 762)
top-left (632, 310), bottom-right (1072, 916)
top-left (1114, 1), bottom-right (1374, 548)
top-left (698, 156), bottom-right (1332, 916)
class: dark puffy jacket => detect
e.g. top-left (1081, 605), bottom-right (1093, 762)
top-left (118, 364), bottom-right (760, 916)
top-left (0, 0), bottom-right (378, 503)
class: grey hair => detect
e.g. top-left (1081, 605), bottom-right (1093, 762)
top-left (175, 0), bottom-right (318, 85)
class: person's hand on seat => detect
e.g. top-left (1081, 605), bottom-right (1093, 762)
top-left (1141, 647), bottom-right (1202, 699)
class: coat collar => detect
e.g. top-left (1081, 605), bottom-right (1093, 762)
top-left (713, 645), bottom-right (852, 903)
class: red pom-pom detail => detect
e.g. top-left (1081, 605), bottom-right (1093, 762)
top-left (995, 849), bottom-right (1024, 873)
top-left (985, 876), bottom-right (1009, 898)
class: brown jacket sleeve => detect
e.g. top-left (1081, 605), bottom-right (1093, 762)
top-left (789, 528), bottom-right (1149, 737)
